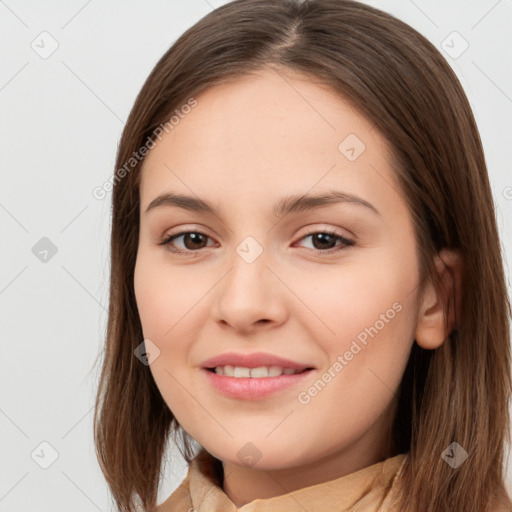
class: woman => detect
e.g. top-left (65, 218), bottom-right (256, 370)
top-left (93, 1), bottom-right (512, 510)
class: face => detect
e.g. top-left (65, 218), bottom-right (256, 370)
top-left (134, 67), bottom-right (422, 471)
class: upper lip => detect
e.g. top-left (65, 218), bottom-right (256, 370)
top-left (201, 352), bottom-right (314, 371)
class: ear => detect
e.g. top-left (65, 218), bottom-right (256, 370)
top-left (415, 248), bottom-right (463, 350)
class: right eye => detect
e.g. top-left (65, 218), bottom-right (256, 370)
top-left (158, 231), bottom-right (217, 255)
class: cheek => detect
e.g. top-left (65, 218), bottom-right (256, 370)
top-left (286, 257), bottom-right (419, 448)
top-left (133, 254), bottom-right (205, 408)
top-left (134, 256), bottom-right (168, 338)
top-left (134, 250), bottom-right (205, 340)
top-left (295, 248), bottom-right (419, 380)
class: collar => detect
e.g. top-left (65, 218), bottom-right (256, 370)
top-left (183, 448), bottom-right (408, 511)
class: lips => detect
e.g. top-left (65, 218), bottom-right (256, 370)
top-left (200, 352), bottom-right (315, 400)
top-left (201, 351), bottom-right (314, 371)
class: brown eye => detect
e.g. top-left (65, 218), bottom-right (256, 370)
top-left (310, 233), bottom-right (338, 250)
top-left (159, 231), bottom-right (214, 254)
top-left (179, 232), bottom-right (209, 250)
top-left (297, 230), bottom-right (355, 253)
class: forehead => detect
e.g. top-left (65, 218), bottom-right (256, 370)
top-left (139, 67), bottom-right (402, 217)
top-left (145, 66), bottom-right (382, 156)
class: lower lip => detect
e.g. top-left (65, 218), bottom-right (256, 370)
top-left (202, 368), bottom-right (314, 400)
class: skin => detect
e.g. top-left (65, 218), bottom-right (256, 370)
top-left (133, 66), bottom-right (459, 506)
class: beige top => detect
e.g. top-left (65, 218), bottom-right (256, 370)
top-left (156, 448), bottom-right (409, 511)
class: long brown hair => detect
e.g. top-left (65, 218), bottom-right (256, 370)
top-left (93, 1), bottom-right (512, 510)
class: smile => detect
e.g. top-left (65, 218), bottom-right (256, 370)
top-left (203, 367), bottom-right (314, 400)
top-left (209, 365), bottom-right (305, 377)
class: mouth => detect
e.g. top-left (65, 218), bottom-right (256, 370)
top-left (200, 352), bottom-right (316, 399)
top-left (205, 365), bottom-right (314, 378)
top-left (202, 365), bottom-right (315, 400)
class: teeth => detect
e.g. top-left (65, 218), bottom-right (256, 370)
top-left (213, 365), bottom-right (301, 378)
top-left (234, 366), bottom-right (251, 378)
top-left (250, 366), bottom-right (272, 378)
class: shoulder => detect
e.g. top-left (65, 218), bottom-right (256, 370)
top-left (155, 477), bottom-right (192, 512)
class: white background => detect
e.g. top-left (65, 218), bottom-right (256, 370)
top-left (1, 0), bottom-right (511, 510)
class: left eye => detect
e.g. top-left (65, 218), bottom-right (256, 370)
top-left (297, 231), bottom-right (354, 252)
top-left (158, 230), bottom-right (354, 255)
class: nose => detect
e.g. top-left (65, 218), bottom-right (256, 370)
top-left (212, 247), bottom-right (288, 335)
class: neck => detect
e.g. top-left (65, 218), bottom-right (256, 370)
top-left (221, 409), bottom-right (395, 507)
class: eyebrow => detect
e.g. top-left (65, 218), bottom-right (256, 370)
top-left (145, 190), bottom-right (380, 217)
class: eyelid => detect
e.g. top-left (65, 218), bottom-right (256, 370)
top-left (157, 223), bottom-right (212, 242)
top-left (296, 223), bottom-right (355, 240)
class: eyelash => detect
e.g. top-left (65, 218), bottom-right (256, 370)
top-left (157, 229), bottom-right (355, 256)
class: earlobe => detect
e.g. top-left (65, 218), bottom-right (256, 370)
top-left (415, 249), bottom-right (463, 350)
